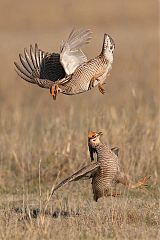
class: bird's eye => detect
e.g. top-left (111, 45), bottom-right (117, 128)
top-left (110, 46), bottom-right (113, 50)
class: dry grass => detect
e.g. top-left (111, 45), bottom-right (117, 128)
top-left (0, 0), bottom-right (159, 239)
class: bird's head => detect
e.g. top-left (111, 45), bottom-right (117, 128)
top-left (102, 34), bottom-right (115, 62)
top-left (88, 131), bottom-right (103, 148)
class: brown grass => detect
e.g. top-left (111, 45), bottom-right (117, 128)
top-left (0, 0), bottom-right (159, 239)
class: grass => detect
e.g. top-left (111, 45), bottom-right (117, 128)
top-left (0, 0), bottom-right (159, 239)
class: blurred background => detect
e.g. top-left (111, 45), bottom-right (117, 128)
top-left (0, 0), bottom-right (159, 192)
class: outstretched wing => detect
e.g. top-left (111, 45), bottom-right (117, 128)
top-left (52, 162), bottom-right (99, 195)
top-left (60, 28), bottom-right (92, 75)
top-left (14, 44), bottom-right (65, 88)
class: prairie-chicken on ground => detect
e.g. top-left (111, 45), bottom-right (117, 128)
top-left (52, 131), bottom-right (150, 201)
top-left (14, 28), bottom-right (92, 96)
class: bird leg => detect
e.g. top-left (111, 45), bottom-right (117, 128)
top-left (50, 84), bottom-right (61, 100)
top-left (98, 83), bottom-right (106, 95)
top-left (128, 176), bottom-right (151, 189)
top-left (88, 76), bottom-right (99, 90)
top-left (116, 172), bottom-right (150, 189)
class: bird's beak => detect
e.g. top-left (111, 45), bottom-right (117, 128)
top-left (97, 132), bottom-right (103, 137)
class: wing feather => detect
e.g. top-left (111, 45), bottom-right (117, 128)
top-left (52, 162), bottom-right (99, 195)
top-left (14, 61), bottom-right (34, 81)
top-left (14, 29), bottom-right (92, 89)
top-left (24, 48), bottom-right (35, 72)
top-left (34, 44), bottom-right (40, 68)
top-left (19, 53), bottom-right (32, 74)
top-left (15, 68), bottom-right (35, 83)
top-left (14, 44), bottom-right (65, 88)
top-left (60, 28), bottom-right (92, 75)
top-left (30, 45), bottom-right (38, 70)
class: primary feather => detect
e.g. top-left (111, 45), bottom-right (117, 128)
top-left (14, 28), bottom-right (92, 89)
top-left (52, 162), bottom-right (99, 194)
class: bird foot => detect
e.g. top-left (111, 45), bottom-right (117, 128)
top-left (98, 83), bottom-right (105, 94)
top-left (50, 85), bottom-right (61, 100)
top-left (129, 176), bottom-right (151, 189)
top-left (137, 176), bottom-right (151, 188)
top-left (88, 77), bottom-right (98, 90)
top-left (106, 191), bottom-right (121, 197)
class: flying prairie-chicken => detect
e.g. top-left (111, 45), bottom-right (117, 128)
top-left (14, 29), bottom-right (115, 100)
top-left (50, 33), bottom-right (115, 99)
top-left (14, 28), bottom-right (92, 96)
top-left (52, 131), bottom-right (150, 202)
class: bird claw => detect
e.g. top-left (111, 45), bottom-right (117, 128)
top-left (138, 176), bottom-right (151, 187)
top-left (98, 84), bottom-right (105, 94)
top-left (112, 192), bottom-right (121, 197)
top-left (106, 192), bottom-right (121, 197)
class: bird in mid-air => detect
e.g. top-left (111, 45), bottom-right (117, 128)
top-left (14, 29), bottom-right (115, 100)
top-left (14, 28), bottom-right (92, 98)
top-left (52, 131), bottom-right (150, 201)
top-left (50, 33), bottom-right (115, 99)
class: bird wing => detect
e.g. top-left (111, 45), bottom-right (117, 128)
top-left (14, 44), bottom-right (65, 88)
top-left (111, 147), bottom-right (119, 157)
top-left (60, 28), bottom-right (92, 75)
top-left (52, 162), bottom-right (100, 194)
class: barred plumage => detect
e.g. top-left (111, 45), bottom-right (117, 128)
top-left (51, 33), bottom-right (115, 99)
top-left (52, 131), bottom-right (150, 202)
top-left (87, 132), bottom-right (122, 201)
top-left (59, 56), bottom-right (108, 94)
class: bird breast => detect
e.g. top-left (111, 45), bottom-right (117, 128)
top-left (61, 57), bottom-right (109, 94)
